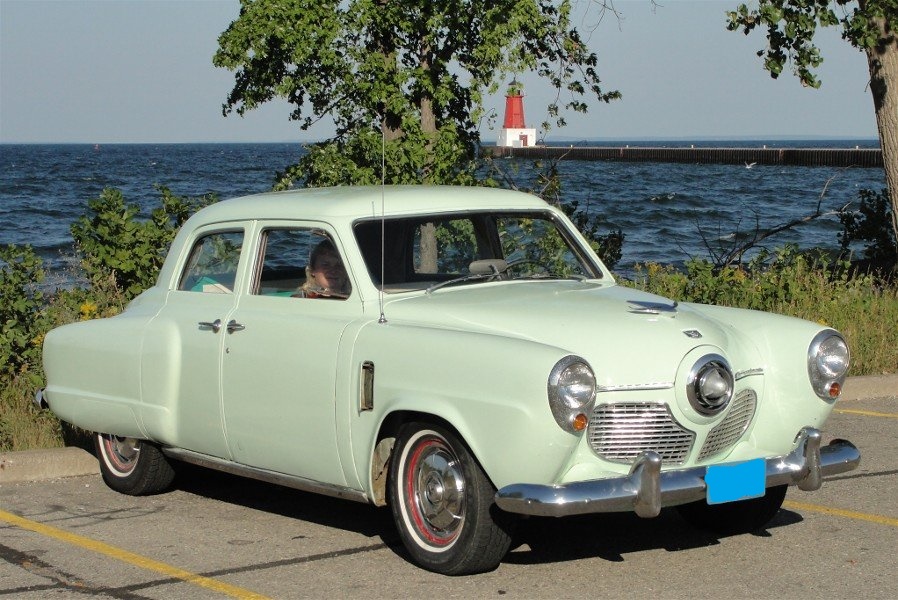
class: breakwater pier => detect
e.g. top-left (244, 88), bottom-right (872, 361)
top-left (488, 145), bottom-right (883, 168)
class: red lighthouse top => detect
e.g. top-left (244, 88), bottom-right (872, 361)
top-left (502, 80), bottom-right (526, 129)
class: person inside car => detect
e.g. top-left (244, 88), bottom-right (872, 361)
top-left (299, 239), bottom-right (351, 298)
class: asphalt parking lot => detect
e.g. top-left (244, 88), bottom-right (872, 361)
top-left (1, 390), bottom-right (896, 599)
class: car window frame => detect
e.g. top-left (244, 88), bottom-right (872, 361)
top-left (174, 226), bottom-right (248, 295)
top-left (245, 220), bottom-right (357, 302)
top-left (352, 209), bottom-right (605, 289)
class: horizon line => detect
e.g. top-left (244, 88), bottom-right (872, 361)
top-left (0, 135), bottom-right (882, 146)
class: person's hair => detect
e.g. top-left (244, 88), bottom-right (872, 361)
top-left (310, 238), bottom-right (338, 269)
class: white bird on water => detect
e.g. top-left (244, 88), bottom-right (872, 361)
top-left (745, 162), bottom-right (757, 169)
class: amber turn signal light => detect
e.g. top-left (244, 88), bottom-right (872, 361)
top-left (572, 413), bottom-right (589, 431)
top-left (828, 382), bottom-right (842, 398)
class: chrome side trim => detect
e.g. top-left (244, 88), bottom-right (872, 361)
top-left (596, 369), bottom-right (762, 391)
top-left (597, 382), bottom-right (674, 393)
top-left (162, 447), bottom-right (369, 504)
top-left (735, 368), bottom-right (764, 380)
top-left (495, 426), bottom-right (860, 518)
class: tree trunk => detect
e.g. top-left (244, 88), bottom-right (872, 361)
top-left (418, 222), bottom-right (438, 273)
top-left (375, 1), bottom-right (403, 142)
top-left (865, 15), bottom-right (898, 257)
top-left (418, 41), bottom-right (438, 184)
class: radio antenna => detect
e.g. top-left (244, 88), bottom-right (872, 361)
top-left (378, 116), bottom-right (388, 324)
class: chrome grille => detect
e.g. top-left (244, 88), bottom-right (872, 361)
top-left (588, 402), bottom-right (695, 464)
top-left (697, 389), bottom-right (757, 461)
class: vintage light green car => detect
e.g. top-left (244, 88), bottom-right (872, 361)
top-left (39, 185), bottom-right (859, 575)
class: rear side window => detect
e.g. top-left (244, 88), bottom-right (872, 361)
top-left (177, 231), bottom-right (243, 293)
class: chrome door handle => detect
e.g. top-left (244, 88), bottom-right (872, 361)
top-left (198, 319), bottom-right (222, 333)
top-left (226, 320), bottom-right (245, 333)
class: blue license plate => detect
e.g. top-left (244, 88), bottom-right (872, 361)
top-left (705, 458), bottom-right (766, 504)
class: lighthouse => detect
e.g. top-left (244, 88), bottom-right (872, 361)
top-left (497, 79), bottom-right (537, 148)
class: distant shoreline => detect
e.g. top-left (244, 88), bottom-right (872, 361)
top-left (0, 137), bottom-right (882, 148)
top-left (488, 144), bottom-right (884, 168)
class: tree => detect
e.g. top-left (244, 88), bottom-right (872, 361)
top-left (213, 0), bottom-right (620, 187)
top-left (727, 0), bottom-right (898, 265)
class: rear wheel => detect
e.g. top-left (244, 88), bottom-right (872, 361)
top-left (94, 432), bottom-right (175, 495)
top-left (388, 422), bottom-right (515, 575)
top-left (676, 484), bottom-right (788, 534)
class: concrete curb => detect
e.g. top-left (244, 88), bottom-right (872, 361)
top-left (840, 374), bottom-right (898, 402)
top-left (0, 446), bottom-right (99, 484)
top-left (1, 375), bottom-right (894, 484)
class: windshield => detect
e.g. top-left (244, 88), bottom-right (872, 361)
top-left (354, 211), bottom-right (603, 292)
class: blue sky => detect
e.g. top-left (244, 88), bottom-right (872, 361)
top-left (0, 0), bottom-right (879, 144)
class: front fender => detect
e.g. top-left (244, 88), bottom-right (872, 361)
top-left (347, 322), bottom-right (584, 493)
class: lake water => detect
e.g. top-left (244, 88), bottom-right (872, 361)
top-left (0, 142), bottom-right (886, 278)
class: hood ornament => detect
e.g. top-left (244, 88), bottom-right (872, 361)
top-left (627, 300), bottom-right (678, 315)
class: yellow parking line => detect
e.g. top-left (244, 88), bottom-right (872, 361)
top-left (783, 501), bottom-right (898, 528)
top-left (835, 408), bottom-right (898, 419)
top-left (0, 509), bottom-right (270, 599)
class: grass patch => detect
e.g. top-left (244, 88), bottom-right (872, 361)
top-left (625, 247), bottom-right (898, 376)
top-left (0, 375), bottom-right (63, 451)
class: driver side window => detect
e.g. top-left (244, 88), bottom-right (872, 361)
top-left (254, 228), bottom-right (351, 300)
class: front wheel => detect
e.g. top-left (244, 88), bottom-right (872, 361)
top-left (94, 432), bottom-right (175, 496)
top-left (676, 484), bottom-right (788, 534)
top-left (388, 422), bottom-right (515, 575)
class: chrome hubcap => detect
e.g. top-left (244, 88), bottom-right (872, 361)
top-left (412, 442), bottom-right (465, 541)
top-left (111, 436), bottom-right (139, 461)
top-left (103, 435), bottom-right (140, 473)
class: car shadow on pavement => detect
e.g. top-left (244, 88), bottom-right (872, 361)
top-left (171, 463), bottom-right (399, 542)
top-left (505, 507), bottom-right (804, 565)
top-left (170, 463), bottom-right (806, 568)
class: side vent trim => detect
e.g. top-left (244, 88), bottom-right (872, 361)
top-left (360, 361), bottom-right (375, 411)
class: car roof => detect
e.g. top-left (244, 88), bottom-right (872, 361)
top-left (193, 185), bottom-right (552, 224)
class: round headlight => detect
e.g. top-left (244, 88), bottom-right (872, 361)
top-left (548, 356), bottom-right (596, 433)
top-left (686, 354), bottom-right (734, 415)
top-left (808, 330), bottom-right (849, 399)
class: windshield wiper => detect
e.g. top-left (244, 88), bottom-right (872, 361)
top-left (426, 260), bottom-right (505, 294)
top-left (511, 272), bottom-right (587, 281)
top-left (503, 258), bottom-right (587, 281)
top-left (425, 259), bottom-right (587, 293)
top-left (425, 272), bottom-right (496, 294)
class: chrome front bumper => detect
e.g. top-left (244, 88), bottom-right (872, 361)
top-left (495, 427), bottom-right (860, 518)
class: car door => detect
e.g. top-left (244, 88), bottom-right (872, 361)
top-left (149, 225), bottom-right (248, 459)
top-left (219, 224), bottom-right (359, 485)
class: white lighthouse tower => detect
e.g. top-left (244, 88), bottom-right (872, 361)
top-left (497, 79), bottom-right (537, 148)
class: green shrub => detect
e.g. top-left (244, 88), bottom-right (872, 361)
top-left (839, 188), bottom-right (897, 270)
top-left (0, 245), bottom-right (49, 383)
top-left (71, 186), bottom-right (215, 300)
top-left (627, 245), bottom-right (898, 376)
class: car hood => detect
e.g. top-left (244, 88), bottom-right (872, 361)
top-left (382, 280), bottom-right (753, 386)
